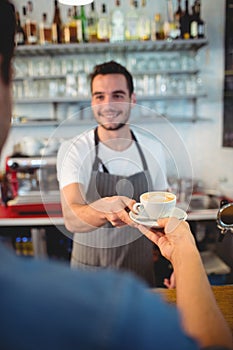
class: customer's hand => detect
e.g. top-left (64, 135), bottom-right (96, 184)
top-left (164, 271), bottom-right (176, 289)
top-left (93, 196), bottom-right (137, 228)
top-left (137, 217), bottom-right (196, 263)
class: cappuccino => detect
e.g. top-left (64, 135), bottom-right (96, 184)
top-left (133, 191), bottom-right (176, 220)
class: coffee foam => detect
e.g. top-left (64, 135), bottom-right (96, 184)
top-left (142, 193), bottom-right (174, 203)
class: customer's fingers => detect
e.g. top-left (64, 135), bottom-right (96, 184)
top-left (137, 224), bottom-right (164, 245)
top-left (157, 217), bottom-right (184, 234)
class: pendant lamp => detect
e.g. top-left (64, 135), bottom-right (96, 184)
top-left (58, 0), bottom-right (93, 5)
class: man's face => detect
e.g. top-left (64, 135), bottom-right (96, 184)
top-left (91, 74), bottom-right (136, 131)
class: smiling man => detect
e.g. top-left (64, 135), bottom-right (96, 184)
top-left (91, 72), bottom-right (135, 131)
top-left (57, 61), bottom-right (168, 285)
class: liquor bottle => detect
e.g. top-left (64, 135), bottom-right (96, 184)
top-left (52, 0), bottom-right (62, 44)
top-left (190, 3), bottom-right (198, 39)
top-left (62, 8), bottom-right (72, 43)
top-left (110, 0), bottom-right (125, 43)
top-left (174, 0), bottom-right (183, 22)
top-left (190, 0), bottom-right (205, 39)
top-left (74, 6), bottom-right (85, 43)
top-left (138, 0), bottom-right (151, 41)
top-left (174, 0), bottom-right (183, 38)
top-left (39, 13), bottom-right (52, 45)
top-left (21, 5), bottom-right (28, 42)
top-left (196, 0), bottom-right (205, 38)
top-left (151, 13), bottom-right (165, 40)
top-left (68, 6), bottom-right (78, 43)
top-left (97, 4), bottom-right (110, 42)
top-left (125, 0), bottom-right (139, 41)
top-left (163, 0), bottom-right (174, 40)
top-left (25, 1), bottom-right (37, 45)
top-left (180, 0), bottom-right (191, 39)
top-left (79, 5), bottom-right (88, 43)
top-left (22, 5), bottom-right (27, 27)
top-left (15, 11), bottom-right (26, 46)
top-left (87, 1), bottom-right (98, 42)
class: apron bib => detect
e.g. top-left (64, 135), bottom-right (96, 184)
top-left (71, 128), bottom-right (155, 286)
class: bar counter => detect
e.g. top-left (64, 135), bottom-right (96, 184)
top-left (154, 285), bottom-right (233, 334)
top-left (0, 203), bottom-right (218, 227)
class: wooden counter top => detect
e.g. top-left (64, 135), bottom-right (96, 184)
top-left (153, 285), bottom-right (233, 334)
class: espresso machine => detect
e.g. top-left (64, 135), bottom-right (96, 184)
top-left (3, 155), bottom-right (61, 214)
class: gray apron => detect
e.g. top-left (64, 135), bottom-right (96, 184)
top-left (71, 128), bottom-right (155, 286)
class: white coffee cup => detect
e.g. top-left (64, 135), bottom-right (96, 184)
top-left (133, 191), bottom-right (176, 220)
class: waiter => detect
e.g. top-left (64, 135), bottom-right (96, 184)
top-left (57, 61), bottom-right (168, 286)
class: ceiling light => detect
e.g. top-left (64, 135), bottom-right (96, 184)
top-left (58, 0), bottom-right (93, 5)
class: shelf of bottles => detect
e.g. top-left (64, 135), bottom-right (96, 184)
top-left (13, 0), bottom-right (208, 123)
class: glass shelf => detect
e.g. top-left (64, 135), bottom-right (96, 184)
top-left (13, 69), bottom-right (199, 82)
top-left (13, 93), bottom-right (207, 104)
top-left (15, 39), bottom-right (208, 57)
top-left (11, 114), bottom-right (211, 127)
top-left (13, 38), bottom-right (209, 123)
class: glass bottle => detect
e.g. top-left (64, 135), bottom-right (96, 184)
top-left (125, 0), bottom-right (139, 41)
top-left (21, 6), bottom-right (28, 42)
top-left (79, 5), bottom-right (88, 43)
top-left (138, 0), bottom-right (151, 41)
top-left (62, 8), bottom-right (72, 43)
top-left (163, 0), bottom-right (172, 40)
top-left (110, 0), bottom-right (125, 43)
top-left (180, 0), bottom-right (191, 39)
top-left (97, 4), bottom-right (110, 42)
top-left (196, 0), bottom-right (205, 38)
top-left (151, 13), bottom-right (165, 41)
top-left (164, 0), bottom-right (180, 40)
top-left (190, 3), bottom-right (198, 39)
top-left (22, 5), bottom-right (27, 27)
top-left (87, 1), bottom-right (98, 42)
top-left (39, 13), bottom-right (52, 45)
top-left (25, 1), bottom-right (37, 45)
top-left (175, 0), bottom-right (183, 20)
top-left (15, 11), bottom-right (26, 46)
top-left (174, 0), bottom-right (183, 38)
top-left (68, 6), bottom-right (78, 43)
top-left (52, 0), bottom-right (62, 44)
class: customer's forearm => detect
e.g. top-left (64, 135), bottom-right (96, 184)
top-left (173, 245), bottom-right (233, 349)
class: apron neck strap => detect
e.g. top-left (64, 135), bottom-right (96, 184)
top-left (94, 127), bottom-right (148, 171)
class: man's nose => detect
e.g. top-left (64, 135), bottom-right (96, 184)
top-left (104, 95), bottom-right (114, 104)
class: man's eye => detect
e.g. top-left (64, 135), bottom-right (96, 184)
top-left (95, 95), bottom-right (104, 101)
top-left (114, 94), bottom-right (124, 99)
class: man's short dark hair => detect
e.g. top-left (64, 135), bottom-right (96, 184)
top-left (89, 61), bottom-right (134, 96)
top-left (0, 0), bottom-right (16, 85)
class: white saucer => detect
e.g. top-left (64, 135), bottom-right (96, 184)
top-left (129, 207), bottom-right (187, 228)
